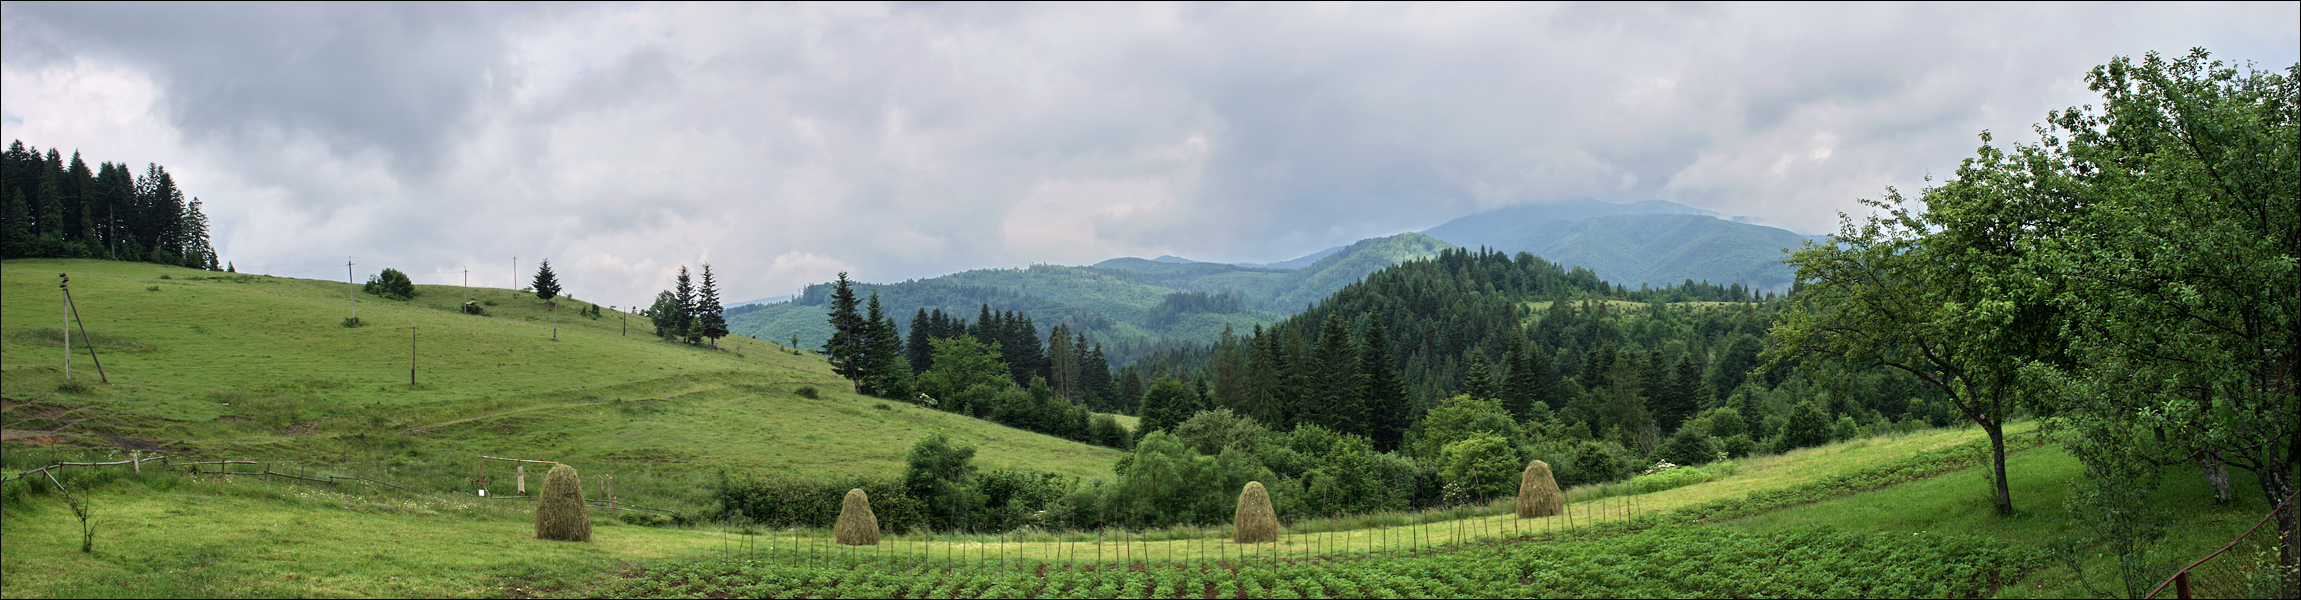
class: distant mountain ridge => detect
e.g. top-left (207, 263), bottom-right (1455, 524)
top-left (1419, 198), bottom-right (1819, 291)
top-left (728, 233), bottom-right (1455, 365)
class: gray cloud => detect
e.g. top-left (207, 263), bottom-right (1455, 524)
top-left (4, 2), bottom-right (2294, 308)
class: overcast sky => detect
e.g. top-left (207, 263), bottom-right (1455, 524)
top-left (4, 2), bottom-right (2294, 307)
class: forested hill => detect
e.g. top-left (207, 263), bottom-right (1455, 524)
top-left (727, 233), bottom-right (1454, 366)
top-left (1419, 199), bottom-right (1822, 291)
top-left (0, 140), bottom-right (223, 269)
top-left (1105, 246), bottom-right (1953, 491)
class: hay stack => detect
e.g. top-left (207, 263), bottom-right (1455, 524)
top-left (1233, 481), bottom-right (1279, 543)
top-left (535, 463), bottom-right (592, 542)
top-left (1515, 460), bottom-right (1564, 518)
top-left (834, 488), bottom-right (880, 546)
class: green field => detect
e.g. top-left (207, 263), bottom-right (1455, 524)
top-left (5, 413), bottom-right (2283, 597)
top-left (1, 258), bottom-right (1125, 513)
top-left (4, 258), bottom-right (2284, 598)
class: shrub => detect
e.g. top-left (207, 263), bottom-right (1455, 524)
top-left (794, 386), bottom-right (820, 399)
top-left (834, 488), bottom-right (880, 545)
top-left (1657, 427), bottom-right (1718, 467)
top-left (1088, 414), bottom-right (1132, 450)
top-left (462, 301), bottom-right (487, 316)
top-left (1438, 436), bottom-right (1521, 504)
top-left (535, 464), bottom-right (591, 542)
top-left (1627, 465), bottom-right (1713, 494)
top-left (363, 268), bottom-right (417, 300)
top-left (1515, 460), bottom-right (1564, 517)
top-left (1232, 481), bottom-right (1278, 543)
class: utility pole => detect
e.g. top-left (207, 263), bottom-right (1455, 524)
top-left (618, 306), bottom-right (627, 336)
top-left (62, 273), bottom-right (70, 382)
top-left (411, 326), bottom-right (418, 385)
top-left (57, 274), bottom-right (106, 383)
top-left (346, 257), bottom-right (358, 325)
top-left (512, 255), bottom-right (517, 290)
top-left (462, 267), bottom-right (469, 304)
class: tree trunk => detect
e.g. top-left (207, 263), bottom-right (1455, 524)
top-left (2196, 450), bottom-right (2234, 505)
top-left (1984, 418), bottom-right (2012, 515)
top-left (2262, 452), bottom-right (2298, 600)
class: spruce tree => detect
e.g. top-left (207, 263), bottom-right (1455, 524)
top-left (1312, 313), bottom-right (1363, 433)
top-left (532, 259), bottom-right (562, 303)
top-left (907, 308), bottom-right (936, 374)
top-left (823, 272), bottom-right (867, 392)
top-left (673, 266), bottom-right (696, 341)
top-left (1360, 316), bottom-right (1409, 452)
top-left (858, 293), bottom-right (908, 398)
top-left (695, 263), bottom-right (728, 347)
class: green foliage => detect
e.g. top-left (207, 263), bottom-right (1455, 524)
top-left (1657, 426), bottom-right (1718, 467)
top-left (1404, 395), bottom-right (1521, 462)
top-left (361, 268), bottom-right (416, 300)
top-left (1437, 436), bottom-right (1519, 505)
top-left (1168, 408), bottom-right (1266, 456)
top-left (1133, 377), bottom-right (1200, 439)
top-left (529, 259), bottom-right (560, 302)
top-left (1627, 464), bottom-right (1714, 495)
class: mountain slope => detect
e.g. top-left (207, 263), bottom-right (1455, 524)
top-left (0, 258), bottom-right (1124, 512)
top-left (1420, 200), bottom-right (1816, 290)
top-left (731, 233), bottom-right (1455, 363)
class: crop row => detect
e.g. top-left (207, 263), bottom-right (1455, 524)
top-left (613, 525), bottom-right (2043, 598)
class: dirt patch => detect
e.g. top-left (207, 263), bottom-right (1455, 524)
top-left (1, 430), bottom-right (68, 445)
top-left (104, 435), bottom-right (165, 451)
top-left (283, 419), bottom-right (325, 436)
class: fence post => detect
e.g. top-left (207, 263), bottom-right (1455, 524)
top-left (2174, 571), bottom-right (2190, 600)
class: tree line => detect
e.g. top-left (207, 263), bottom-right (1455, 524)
top-left (2, 141), bottom-right (222, 269)
top-left (642, 264), bottom-right (731, 346)
top-left (820, 272), bottom-right (1134, 449)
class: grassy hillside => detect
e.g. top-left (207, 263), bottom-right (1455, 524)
top-left (1, 258), bottom-right (1125, 512)
top-left (728, 233), bottom-right (1454, 366)
top-left (5, 419), bottom-right (2278, 597)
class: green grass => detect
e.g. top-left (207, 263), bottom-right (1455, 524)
top-left (1726, 444), bottom-right (2287, 599)
top-left (0, 467), bottom-right (721, 598)
top-left (3, 258), bottom-right (1124, 514)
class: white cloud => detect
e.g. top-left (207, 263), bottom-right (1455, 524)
top-left (4, 2), bottom-right (2294, 303)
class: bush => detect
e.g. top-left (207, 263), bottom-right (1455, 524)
top-left (1627, 465), bottom-right (1713, 494)
top-left (462, 301), bottom-right (487, 316)
top-left (1087, 414), bottom-right (1132, 449)
top-left (363, 268), bottom-right (417, 300)
top-left (716, 473), bottom-right (926, 533)
top-left (1657, 427), bottom-right (1718, 467)
top-left (793, 386), bottom-right (819, 399)
top-left (1438, 436), bottom-right (1521, 505)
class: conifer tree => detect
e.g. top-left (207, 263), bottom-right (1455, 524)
top-left (673, 266), bottom-right (696, 340)
top-left (907, 308), bottom-right (936, 374)
top-left (1046, 322), bottom-right (1079, 401)
top-left (823, 272), bottom-right (868, 392)
top-left (1241, 325), bottom-right (1284, 427)
top-left (695, 263), bottom-right (729, 347)
top-left (532, 259), bottom-right (562, 303)
top-left (1360, 316), bottom-right (1409, 451)
top-left (858, 293), bottom-right (909, 398)
top-left (1311, 313), bottom-right (1364, 433)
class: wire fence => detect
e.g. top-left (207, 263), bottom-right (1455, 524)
top-left (2145, 487), bottom-right (2300, 599)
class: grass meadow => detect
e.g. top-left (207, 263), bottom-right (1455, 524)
top-left (4, 258), bottom-right (2286, 597)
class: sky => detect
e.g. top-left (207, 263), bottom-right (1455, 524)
top-left (4, 2), bottom-right (2295, 308)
